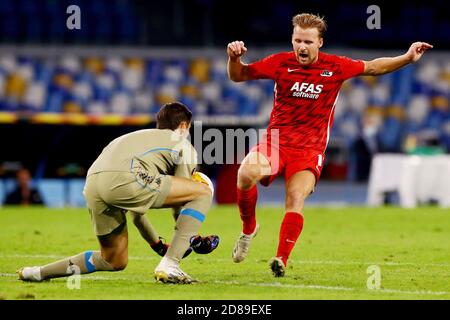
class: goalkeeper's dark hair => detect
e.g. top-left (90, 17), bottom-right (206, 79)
top-left (156, 102), bottom-right (192, 130)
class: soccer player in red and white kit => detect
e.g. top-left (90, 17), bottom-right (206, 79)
top-left (227, 13), bottom-right (432, 277)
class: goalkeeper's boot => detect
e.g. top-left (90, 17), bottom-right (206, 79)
top-left (17, 266), bottom-right (43, 282)
top-left (151, 237), bottom-right (193, 258)
top-left (232, 224), bottom-right (259, 263)
top-left (269, 257), bottom-right (286, 277)
top-left (154, 257), bottom-right (197, 284)
top-left (190, 235), bottom-right (220, 254)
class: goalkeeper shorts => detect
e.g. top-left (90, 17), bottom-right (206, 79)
top-left (83, 171), bottom-right (172, 236)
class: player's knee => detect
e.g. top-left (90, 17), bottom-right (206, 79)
top-left (108, 256), bottom-right (128, 271)
top-left (196, 183), bottom-right (212, 198)
top-left (184, 192), bottom-right (212, 220)
top-left (238, 164), bottom-right (259, 186)
top-left (286, 189), bottom-right (308, 207)
top-left (199, 192), bottom-right (213, 212)
top-left (194, 189), bottom-right (212, 206)
top-left (102, 250), bottom-right (128, 271)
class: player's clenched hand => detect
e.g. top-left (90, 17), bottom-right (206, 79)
top-left (227, 41), bottom-right (247, 60)
top-left (406, 42), bottom-right (433, 62)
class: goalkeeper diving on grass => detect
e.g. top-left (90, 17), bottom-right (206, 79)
top-left (18, 102), bottom-right (218, 284)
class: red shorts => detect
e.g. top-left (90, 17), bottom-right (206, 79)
top-left (250, 142), bottom-right (325, 187)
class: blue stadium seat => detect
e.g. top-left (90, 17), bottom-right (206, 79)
top-left (391, 66), bottom-right (415, 106)
top-left (379, 117), bottom-right (403, 152)
top-left (179, 95), bottom-right (197, 114)
top-left (425, 109), bottom-right (447, 129)
top-left (238, 96), bottom-right (259, 116)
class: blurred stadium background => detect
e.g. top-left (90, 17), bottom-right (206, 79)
top-left (0, 0), bottom-right (449, 208)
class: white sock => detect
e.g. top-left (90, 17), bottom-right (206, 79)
top-left (23, 266), bottom-right (42, 281)
top-left (155, 256), bottom-right (178, 271)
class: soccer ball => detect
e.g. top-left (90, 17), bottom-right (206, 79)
top-left (192, 171), bottom-right (214, 196)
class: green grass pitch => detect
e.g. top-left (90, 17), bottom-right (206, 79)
top-left (0, 205), bottom-right (449, 300)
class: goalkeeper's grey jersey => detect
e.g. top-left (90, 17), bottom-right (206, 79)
top-left (87, 129), bottom-right (197, 180)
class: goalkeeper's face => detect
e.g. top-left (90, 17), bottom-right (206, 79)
top-left (291, 26), bottom-right (323, 66)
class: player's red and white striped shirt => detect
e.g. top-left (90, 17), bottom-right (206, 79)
top-left (247, 51), bottom-right (364, 153)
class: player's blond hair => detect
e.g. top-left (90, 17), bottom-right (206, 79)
top-left (292, 13), bottom-right (327, 38)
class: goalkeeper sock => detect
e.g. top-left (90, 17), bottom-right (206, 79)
top-left (40, 251), bottom-right (114, 280)
top-left (165, 192), bottom-right (212, 261)
top-left (165, 208), bottom-right (206, 262)
top-left (276, 212), bottom-right (304, 266)
top-left (237, 185), bottom-right (258, 235)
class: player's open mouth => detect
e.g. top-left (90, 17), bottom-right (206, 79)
top-left (298, 53), bottom-right (309, 60)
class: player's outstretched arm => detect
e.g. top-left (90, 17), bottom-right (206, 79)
top-left (362, 42), bottom-right (433, 76)
top-left (130, 211), bottom-right (161, 245)
top-left (227, 40), bottom-right (251, 82)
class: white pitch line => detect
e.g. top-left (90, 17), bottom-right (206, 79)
top-left (2, 253), bottom-right (450, 268)
top-left (213, 280), bottom-right (450, 296)
top-left (0, 273), bottom-right (16, 277)
top-left (213, 280), bottom-right (354, 292)
top-left (1, 273), bottom-right (448, 296)
top-left (213, 280), bottom-right (449, 296)
top-left (288, 260), bottom-right (450, 268)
